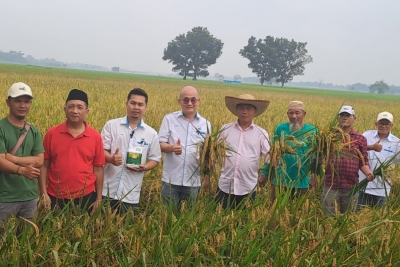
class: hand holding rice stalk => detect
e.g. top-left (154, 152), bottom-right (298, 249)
top-left (196, 125), bottom-right (235, 178)
top-left (352, 152), bottom-right (400, 196)
top-left (305, 115), bottom-right (353, 178)
top-left (264, 131), bottom-right (303, 180)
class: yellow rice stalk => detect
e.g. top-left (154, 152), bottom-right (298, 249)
top-left (196, 126), bottom-right (232, 178)
top-left (306, 118), bottom-right (354, 178)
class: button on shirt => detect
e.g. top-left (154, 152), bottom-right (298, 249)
top-left (358, 130), bottom-right (400, 197)
top-left (324, 129), bottom-right (369, 189)
top-left (218, 121), bottom-right (270, 196)
top-left (158, 111), bottom-right (211, 187)
top-left (101, 116), bottom-right (161, 204)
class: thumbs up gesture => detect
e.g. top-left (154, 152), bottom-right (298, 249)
top-left (111, 148), bottom-right (123, 166)
top-left (172, 139), bottom-right (182, 155)
top-left (371, 140), bottom-right (382, 152)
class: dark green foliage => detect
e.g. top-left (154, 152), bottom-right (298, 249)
top-left (239, 36), bottom-right (313, 87)
top-left (162, 27), bottom-right (224, 80)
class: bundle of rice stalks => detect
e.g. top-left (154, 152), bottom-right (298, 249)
top-left (264, 131), bottom-right (303, 180)
top-left (352, 153), bottom-right (400, 196)
top-left (305, 117), bottom-right (354, 178)
top-left (196, 126), bottom-right (234, 178)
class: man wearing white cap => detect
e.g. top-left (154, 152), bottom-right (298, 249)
top-left (321, 105), bottom-right (373, 216)
top-left (0, 82), bottom-right (44, 226)
top-left (357, 111), bottom-right (400, 209)
top-left (216, 94), bottom-right (270, 209)
top-left (261, 101), bottom-right (317, 202)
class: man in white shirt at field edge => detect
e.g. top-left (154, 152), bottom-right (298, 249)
top-left (101, 88), bottom-right (161, 213)
top-left (358, 111), bottom-right (400, 209)
top-left (158, 86), bottom-right (211, 209)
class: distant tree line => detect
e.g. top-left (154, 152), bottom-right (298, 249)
top-left (0, 50), bottom-right (108, 71)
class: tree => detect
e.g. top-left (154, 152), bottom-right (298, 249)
top-left (163, 27), bottom-right (223, 80)
top-left (239, 36), bottom-right (276, 85)
top-left (369, 80), bottom-right (389, 94)
top-left (239, 36), bottom-right (313, 87)
top-left (234, 74), bottom-right (242, 81)
top-left (214, 73), bottom-right (220, 80)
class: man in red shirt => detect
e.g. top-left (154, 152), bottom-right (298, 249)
top-left (39, 89), bottom-right (105, 214)
top-left (322, 105), bottom-right (374, 216)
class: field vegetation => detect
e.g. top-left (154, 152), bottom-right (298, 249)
top-left (1, 64), bottom-right (400, 266)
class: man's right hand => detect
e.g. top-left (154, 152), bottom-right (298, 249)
top-left (40, 193), bottom-right (51, 210)
top-left (258, 175), bottom-right (267, 188)
top-left (172, 139), bottom-right (182, 155)
top-left (370, 140), bottom-right (382, 152)
top-left (111, 148), bottom-right (123, 166)
top-left (19, 164), bottom-right (40, 180)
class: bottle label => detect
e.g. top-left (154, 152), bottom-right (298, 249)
top-left (126, 147), bottom-right (142, 167)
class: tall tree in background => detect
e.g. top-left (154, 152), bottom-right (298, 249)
top-left (163, 27), bottom-right (223, 80)
top-left (369, 80), bottom-right (390, 94)
top-left (239, 36), bottom-right (277, 85)
top-left (240, 36), bottom-right (313, 87)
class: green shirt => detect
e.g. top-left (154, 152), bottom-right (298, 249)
top-left (266, 122), bottom-right (316, 189)
top-left (0, 118), bottom-right (44, 202)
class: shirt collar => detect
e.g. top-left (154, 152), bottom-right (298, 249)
top-left (59, 120), bottom-right (90, 136)
top-left (234, 120), bottom-right (255, 130)
top-left (119, 116), bottom-right (145, 130)
top-left (373, 130), bottom-right (394, 141)
top-left (178, 110), bottom-right (199, 120)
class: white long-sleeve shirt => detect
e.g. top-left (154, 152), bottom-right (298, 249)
top-left (358, 130), bottom-right (400, 197)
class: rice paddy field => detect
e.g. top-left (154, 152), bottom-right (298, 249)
top-left (1, 63), bottom-right (400, 266)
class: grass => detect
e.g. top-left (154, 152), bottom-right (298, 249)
top-left (1, 63), bottom-right (400, 266)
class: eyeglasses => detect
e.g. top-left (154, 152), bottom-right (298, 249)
top-left (182, 97), bottom-right (198, 104)
top-left (338, 113), bottom-right (353, 118)
top-left (377, 122), bottom-right (392, 127)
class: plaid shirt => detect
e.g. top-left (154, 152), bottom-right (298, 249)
top-left (324, 129), bottom-right (369, 189)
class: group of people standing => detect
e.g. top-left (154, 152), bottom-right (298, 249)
top-left (1, 82), bottom-right (399, 229)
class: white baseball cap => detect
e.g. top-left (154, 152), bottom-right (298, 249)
top-left (376, 111), bottom-right (393, 123)
top-left (338, 105), bottom-right (355, 115)
top-left (8, 82), bottom-right (33, 98)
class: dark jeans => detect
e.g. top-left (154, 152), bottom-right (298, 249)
top-left (357, 191), bottom-right (387, 210)
top-left (161, 182), bottom-right (200, 209)
top-left (102, 197), bottom-right (138, 214)
top-left (49, 191), bottom-right (97, 214)
top-left (215, 187), bottom-right (256, 210)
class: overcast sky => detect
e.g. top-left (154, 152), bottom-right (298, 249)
top-left (1, 0), bottom-right (399, 85)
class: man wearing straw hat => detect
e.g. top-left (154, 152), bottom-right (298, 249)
top-left (261, 101), bottom-right (317, 202)
top-left (215, 94), bottom-right (270, 209)
top-left (357, 111), bottom-right (400, 209)
top-left (321, 105), bottom-right (373, 216)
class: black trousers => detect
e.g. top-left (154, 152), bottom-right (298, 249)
top-left (215, 187), bottom-right (256, 210)
top-left (49, 191), bottom-right (97, 214)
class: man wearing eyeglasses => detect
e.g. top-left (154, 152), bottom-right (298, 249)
top-left (357, 111), bottom-right (400, 209)
top-left (321, 105), bottom-right (373, 216)
top-left (158, 86), bottom-right (211, 209)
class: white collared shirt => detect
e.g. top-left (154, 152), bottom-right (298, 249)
top-left (218, 121), bottom-right (270, 195)
top-left (158, 111), bottom-right (211, 187)
top-left (358, 130), bottom-right (400, 197)
top-left (101, 116), bottom-right (161, 204)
